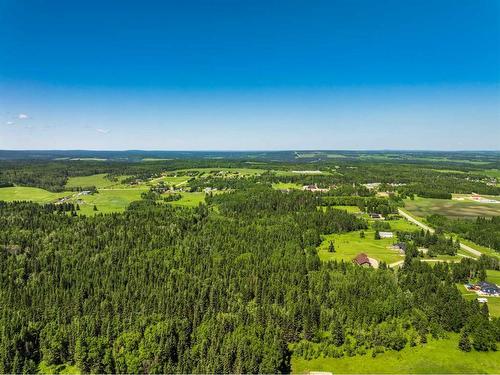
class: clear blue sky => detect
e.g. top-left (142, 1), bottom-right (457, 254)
top-left (0, 0), bottom-right (499, 150)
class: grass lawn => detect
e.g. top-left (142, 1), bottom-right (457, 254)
top-left (166, 192), bottom-right (206, 207)
top-left (487, 269), bottom-right (500, 285)
top-left (272, 182), bottom-right (302, 190)
top-left (318, 230), bottom-right (404, 265)
top-left (0, 186), bottom-right (72, 203)
top-left (291, 333), bottom-right (500, 374)
top-left (458, 238), bottom-right (500, 259)
top-left (318, 219), bottom-right (447, 265)
top-left (404, 197), bottom-right (500, 219)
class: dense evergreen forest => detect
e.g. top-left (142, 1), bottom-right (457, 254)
top-left (1, 188), bottom-right (499, 373)
top-left (0, 154), bottom-right (500, 373)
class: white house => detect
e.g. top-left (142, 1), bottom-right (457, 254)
top-left (378, 231), bottom-right (393, 239)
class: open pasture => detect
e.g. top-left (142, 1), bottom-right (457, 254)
top-left (272, 182), bottom-right (302, 190)
top-left (291, 333), bottom-right (500, 374)
top-left (404, 197), bottom-right (500, 219)
top-left (165, 192), bottom-right (206, 207)
top-left (0, 186), bottom-right (72, 204)
top-left (75, 189), bottom-right (146, 215)
top-left (65, 173), bottom-right (132, 189)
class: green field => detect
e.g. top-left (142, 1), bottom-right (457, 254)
top-left (39, 361), bottom-right (80, 375)
top-left (0, 186), bottom-right (71, 203)
top-left (65, 173), bottom-right (131, 189)
top-left (272, 182), bottom-right (302, 190)
top-left (331, 205), bottom-right (362, 214)
top-left (318, 220), bottom-right (418, 265)
top-left (404, 196), bottom-right (500, 219)
top-left (75, 189), bottom-right (146, 215)
top-left (291, 333), bottom-right (500, 374)
top-left (0, 184), bottom-right (147, 215)
top-left (166, 192), bottom-right (206, 207)
top-left (487, 269), bottom-right (500, 285)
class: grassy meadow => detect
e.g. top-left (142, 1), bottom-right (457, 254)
top-left (318, 220), bottom-right (418, 265)
top-left (0, 186), bottom-right (71, 203)
top-left (291, 333), bottom-right (500, 374)
top-left (272, 182), bottom-right (302, 190)
top-left (166, 192), bottom-right (206, 207)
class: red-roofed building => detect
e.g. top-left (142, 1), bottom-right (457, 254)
top-left (353, 253), bottom-right (372, 267)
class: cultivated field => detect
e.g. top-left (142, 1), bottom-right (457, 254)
top-left (404, 196), bottom-right (500, 219)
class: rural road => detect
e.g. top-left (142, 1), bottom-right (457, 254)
top-left (397, 208), bottom-right (482, 257)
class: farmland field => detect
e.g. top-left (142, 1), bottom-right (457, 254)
top-left (0, 186), bottom-right (72, 203)
top-left (404, 196), bottom-right (500, 219)
top-left (291, 333), bottom-right (500, 374)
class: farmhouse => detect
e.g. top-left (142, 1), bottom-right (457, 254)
top-left (378, 231), bottom-right (393, 239)
top-left (353, 253), bottom-right (372, 267)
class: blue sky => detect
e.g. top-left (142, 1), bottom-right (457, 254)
top-left (0, 0), bottom-right (499, 150)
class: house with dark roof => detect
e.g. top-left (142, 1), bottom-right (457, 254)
top-left (392, 242), bottom-right (407, 254)
top-left (477, 281), bottom-right (500, 296)
top-left (353, 253), bottom-right (372, 267)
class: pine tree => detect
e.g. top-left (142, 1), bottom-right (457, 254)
top-left (458, 331), bottom-right (471, 352)
top-left (74, 338), bottom-right (87, 373)
top-left (328, 241), bottom-right (335, 253)
top-left (481, 302), bottom-right (489, 317)
top-left (331, 320), bottom-right (344, 347)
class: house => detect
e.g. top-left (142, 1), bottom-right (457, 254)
top-left (203, 187), bottom-right (217, 194)
top-left (378, 231), bottom-right (393, 239)
top-left (353, 253), bottom-right (372, 267)
top-left (369, 213), bottom-right (384, 220)
top-left (302, 184), bottom-right (329, 193)
top-left (477, 281), bottom-right (500, 296)
top-left (392, 242), bottom-right (407, 253)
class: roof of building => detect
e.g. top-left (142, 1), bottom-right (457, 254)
top-left (353, 253), bottom-right (371, 266)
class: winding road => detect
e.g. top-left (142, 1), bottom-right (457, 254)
top-left (397, 208), bottom-right (482, 257)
